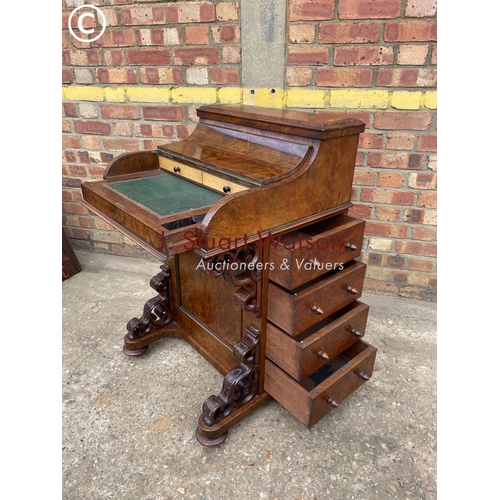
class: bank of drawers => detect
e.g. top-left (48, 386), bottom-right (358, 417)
top-left (264, 213), bottom-right (377, 428)
top-left (159, 156), bottom-right (248, 195)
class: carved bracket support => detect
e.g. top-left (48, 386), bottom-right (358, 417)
top-left (201, 242), bottom-right (262, 317)
top-left (124, 263), bottom-right (174, 355)
top-left (199, 325), bottom-right (260, 429)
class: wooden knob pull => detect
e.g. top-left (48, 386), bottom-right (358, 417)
top-left (346, 242), bottom-right (357, 251)
top-left (173, 166), bottom-right (181, 173)
top-left (317, 350), bottom-right (329, 360)
top-left (223, 185), bottom-right (231, 193)
top-left (358, 371), bottom-right (370, 381)
top-left (346, 285), bottom-right (358, 295)
top-left (347, 326), bottom-right (363, 338)
top-left (327, 397), bottom-right (338, 408)
top-left (311, 305), bottom-right (324, 315)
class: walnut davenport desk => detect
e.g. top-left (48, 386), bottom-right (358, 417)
top-left (81, 105), bottom-right (377, 446)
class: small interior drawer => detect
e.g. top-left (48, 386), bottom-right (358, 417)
top-left (268, 261), bottom-right (366, 336)
top-left (159, 156), bottom-right (248, 195)
top-left (269, 214), bottom-right (365, 289)
top-left (264, 339), bottom-right (377, 428)
top-left (202, 172), bottom-right (248, 195)
top-left (159, 156), bottom-right (203, 183)
top-left (266, 301), bottom-right (369, 381)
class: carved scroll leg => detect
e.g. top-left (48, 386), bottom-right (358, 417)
top-left (123, 263), bottom-right (175, 356)
top-left (195, 325), bottom-right (270, 446)
top-left (196, 393), bottom-right (271, 446)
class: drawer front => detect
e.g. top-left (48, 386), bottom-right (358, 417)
top-left (269, 215), bottom-right (365, 289)
top-left (264, 340), bottom-right (377, 428)
top-left (309, 341), bottom-right (377, 427)
top-left (268, 261), bottom-right (366, 336)
top-left (159, 157), bottom-right (248, 195)
top-left (202, 172), bottom-right (248, 195)
top-left (159, 157), bottom-right (203, 183)
top-left (266, 301), bottom-right (370, 381)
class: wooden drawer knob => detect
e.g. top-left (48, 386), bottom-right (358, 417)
top-left (346, 243), bottom-right (357, 251)
top-left (311, 305), bottom-right (324, 315)
top-left (345, 285), bottom-right (358, 295)
top-left (358, 371), bottom-right (370, 381)
top-left (173, 166), bottom-right (181, 173)
top-left (317, 350), bottom-right (329, 360)
top-left (347, 326), bottom-right (363, 338)
top-left (223, 185), bottom-right (231, 193)
top-left (327, 397), bottom-right (338, 408)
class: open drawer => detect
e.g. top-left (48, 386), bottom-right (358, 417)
top-left (264, 339), bottom-right (377, 428)
top-left (266, 301), bottom-right (369, 381)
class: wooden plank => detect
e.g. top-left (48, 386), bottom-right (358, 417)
top-left (197, 105), bottom-right (366, 140)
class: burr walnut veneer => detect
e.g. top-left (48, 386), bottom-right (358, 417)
top-left (81, 104), bottom-right (377, 446)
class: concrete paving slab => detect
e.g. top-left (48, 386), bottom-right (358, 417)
top-left (62, 251), bottom-right (437, 500)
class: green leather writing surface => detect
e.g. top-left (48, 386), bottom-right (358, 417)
top-left (109, 174), bottom-right (223, 217)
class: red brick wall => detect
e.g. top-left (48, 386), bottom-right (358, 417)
top-left (285, 0), bottom-right (437, 300)
top-left (62, 1), bottom-right (242, 258)
top-left (62, 0), bottom-right (437, 301)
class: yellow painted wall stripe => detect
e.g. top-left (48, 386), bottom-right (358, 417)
top-left (287, 88), bottom-right (327, 109)
top-left (330, 90), bottom-right (389, 109)
top-left (126, 87), bottom-right (170, 103)
top-left (172, 87), bottom-right (217, 104)
top-left (64, 86), bottom-right (105, 102)
top-left (242, 88), bottom-right (285, 108)
top-left (391, 91), bottom-right (422, 110)
top-left (62, 86), bottom-right (437, 110)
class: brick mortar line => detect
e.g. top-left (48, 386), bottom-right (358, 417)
top-left (351, 208), bottom-right (437, 219)
top-left (62, 3), bottom-right (185, 12)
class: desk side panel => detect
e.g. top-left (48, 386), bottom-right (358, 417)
top-left (174, 251), bottom-right (242, 372)
top-left (104, 150), bottom-right (159, 178)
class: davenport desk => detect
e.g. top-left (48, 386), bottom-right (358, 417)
top-left (81, 105), bottom-right (377, 446)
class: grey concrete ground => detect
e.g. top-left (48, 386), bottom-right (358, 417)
top-left (62, 251), bottom-right (437, 500)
